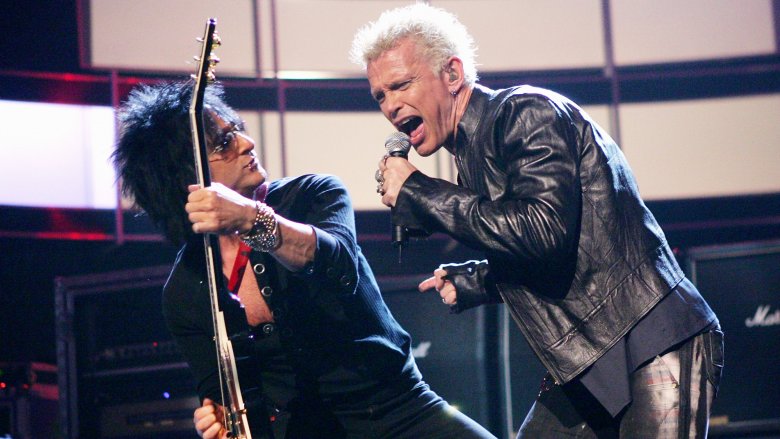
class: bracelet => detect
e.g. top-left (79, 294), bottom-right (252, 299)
top-left (240, 201), bottom-right (280, 252)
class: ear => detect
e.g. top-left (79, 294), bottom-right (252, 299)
top-left (444, 56), bottom-right (465, 93)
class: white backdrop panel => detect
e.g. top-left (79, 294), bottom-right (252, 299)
top-left (612, 0), bottom-right (776, 65)
top-left (87, 0), bottom-right (777, 76)
top-left (272, 0), bottom-right (605, 75)
top-left (621, 94), bottom-right (780, 200)
top-left (89, 0), bottom-right (256, 75)
top-left (437, 0), bottom-right (605, 71)
top-left (0, 101), bottom-right (116, 208)
top-left (272, 0), bottom-right (409, 77)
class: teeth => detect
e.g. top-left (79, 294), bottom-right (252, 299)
top-left (398, 118), bottom-right (415, 134)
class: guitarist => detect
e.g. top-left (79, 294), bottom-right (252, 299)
top-left (113, 81), bottom-right (496, 439)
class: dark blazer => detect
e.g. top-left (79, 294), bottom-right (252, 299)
top-left (163, 174), bottom-right (420, 418)
top-left (395, 84), bottom-right (693, 384)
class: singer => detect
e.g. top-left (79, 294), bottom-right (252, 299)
top-left (352, 4), bottom-right (723, 438)
top-left (113, 82), bottom-right (495, 439)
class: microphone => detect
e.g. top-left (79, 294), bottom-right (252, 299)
top-left (385, 131), bottom-right (411, 159)
top-left (384, 132), bottom-right (412, 262)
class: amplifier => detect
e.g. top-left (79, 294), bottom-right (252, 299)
top-left (377, 274), bottom-right (540, 436)
top-left (378, 275), bottom-right (494, 429)
top-left (55, 266), bottom-right (199, 439)
top-left (686, 240), bottom-right (780, 437)
top-left (0, 362), bottom-right (58, 439)
top-left (101, 396), bottom-right (199, 438)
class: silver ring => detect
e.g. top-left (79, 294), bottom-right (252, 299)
top-left (376, 183), bottom-right (384, 194)
top-left (375, 169), bottom-right (383, 183)
top-left (442, 298), bottom-right (447, 304)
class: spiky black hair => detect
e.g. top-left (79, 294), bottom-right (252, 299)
top-left (112, 81), bottom-right (240, 245)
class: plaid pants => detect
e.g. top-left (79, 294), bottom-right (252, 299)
top-left (517, 329), bottom-right (724, 438)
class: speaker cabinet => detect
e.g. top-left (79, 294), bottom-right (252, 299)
top-left (687, 240), bottom-right (780, 436)
top-left (378, 275), bottom-right (499, 431)
top-left (55, 266), bottom-right (198, 439)
top-left (379, 275), bottom-right (553, 439)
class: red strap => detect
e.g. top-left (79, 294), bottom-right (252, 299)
top-left (227, 242), bottom-right (252, 294)
top-left (227, 183), bottom-right (268, 294)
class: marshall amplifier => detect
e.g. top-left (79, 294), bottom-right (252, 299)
top-left (377, 275), bottom-right (497, 431)
top-left (686, 240), bottom-right (780, 436)
top-left (55, 265), bottom-right (199, 439)
top-left (377, 274), bottom-right (549, 437)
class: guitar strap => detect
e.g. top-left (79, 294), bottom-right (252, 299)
top-left (227, 242), bottom-right (252, 294)
top-left (227, 182), bottom-right (269, 294)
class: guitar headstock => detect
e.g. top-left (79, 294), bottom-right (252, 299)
top-left (189, 18), bottom-right (221, 188)
top-left (193, 28), bottom-right (221, 83)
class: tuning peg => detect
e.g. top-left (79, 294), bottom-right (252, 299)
top-left (209, 55), bottom-right (221, 65)
top-left (197, 34), bottom-right (221, 47)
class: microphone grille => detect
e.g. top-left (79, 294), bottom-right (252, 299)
top-left (384, 131), bottom-right (411, 155)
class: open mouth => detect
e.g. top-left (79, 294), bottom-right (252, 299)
top-left (398, 116), bottom-right (422, 136)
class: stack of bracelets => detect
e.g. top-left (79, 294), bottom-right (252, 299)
top-left (241, 201), bottom-right (280, 252)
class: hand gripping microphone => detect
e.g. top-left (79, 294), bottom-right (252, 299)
top-left (385, 132), bottom-right (412, 261)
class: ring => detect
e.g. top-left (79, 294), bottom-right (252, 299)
top-left (442, 298), bottom-right (447, 304)
top-left (376, 183), bottom-right (385, 195)
top-left (375, 169), bottom-right (384, 184)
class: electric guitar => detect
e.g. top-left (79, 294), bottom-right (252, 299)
top-left (189, 18), bottom-right (253, 439)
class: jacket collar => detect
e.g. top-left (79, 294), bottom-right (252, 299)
top-left (454, 83), bottom-right (497, 155)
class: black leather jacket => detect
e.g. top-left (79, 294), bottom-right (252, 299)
top-left (395, 84), bottom-right (684, 384)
